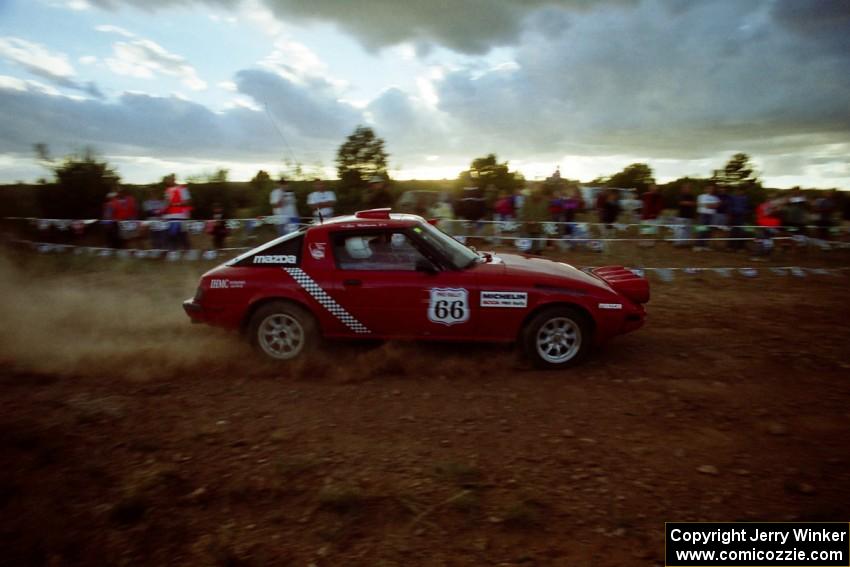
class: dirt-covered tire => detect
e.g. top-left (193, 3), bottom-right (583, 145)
top-left (248, 301), bottom-right (317, 361)
top-left (521, 306), bottom-right (591, 369)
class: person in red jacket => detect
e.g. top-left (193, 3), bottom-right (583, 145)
top-left (162, 175), bottom-right (192, 250)
top-left (640, 184), bottom-right (664, 247)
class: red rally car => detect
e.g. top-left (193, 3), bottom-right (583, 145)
top-left (183, 209), bottom-right (649, 368)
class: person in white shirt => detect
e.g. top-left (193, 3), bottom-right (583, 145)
top-left (694, 184), bottom-right (720, 251)
top-left (269, 178), bottom-right (299, 235)
top-left (307, 179), bottom-right (336, 220)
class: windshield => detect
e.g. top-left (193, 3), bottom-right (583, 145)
top-left (412, 222), bottom-right (480, 270)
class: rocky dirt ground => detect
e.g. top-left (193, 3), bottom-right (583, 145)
top-left (1, 242), bottom-right (849, 566)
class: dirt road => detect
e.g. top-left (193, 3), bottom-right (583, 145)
top-left (1, 246), bottom-right (849, 566)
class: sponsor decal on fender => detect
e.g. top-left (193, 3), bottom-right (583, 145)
top-left (480, 291), bottom-right (527, 308)
top-left (210, 279), bottom-right (246, 289)
top-left (598, 303), bottom-right (623, 309)
top-left (253, 254), bottom-right (297, 264)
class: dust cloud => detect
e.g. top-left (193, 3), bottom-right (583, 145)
top-left (0, 255), bottom-right (254, 380)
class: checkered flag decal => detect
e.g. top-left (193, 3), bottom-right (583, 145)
top-left (284, 268), bottom-right (371, 334)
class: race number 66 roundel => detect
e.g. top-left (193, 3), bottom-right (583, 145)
top-left (428, 288), bottom-right (469, 326)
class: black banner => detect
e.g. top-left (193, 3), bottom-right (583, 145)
top-left (666, 522), bottom-right (849, 566)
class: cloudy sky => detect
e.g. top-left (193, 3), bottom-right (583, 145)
top-left (0, 0), bottom-right (848, 187)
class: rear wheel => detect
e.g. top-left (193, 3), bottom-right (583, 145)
top-left (522, 306), bottom-right (591, 369)
top-left (249, 302), bottom-right (317, 361)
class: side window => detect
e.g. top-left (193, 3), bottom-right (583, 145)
top-left (333, 230), bottom-right (426, 271)
top-left (235, 234), bottom-right (303, 267)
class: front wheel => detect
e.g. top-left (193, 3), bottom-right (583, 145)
top-left (248, 301), bottom-right (317, 361)
top-left (522, 306), bottom-right (591, 369)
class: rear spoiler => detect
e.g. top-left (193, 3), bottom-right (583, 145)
top-left (591, 266), bottom-right (650, 304)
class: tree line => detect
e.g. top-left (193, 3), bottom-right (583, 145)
top-left (0, 127), bottom-right (844, 220)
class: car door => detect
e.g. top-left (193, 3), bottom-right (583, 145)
top-left (329, 228), bottom-right (479, 339)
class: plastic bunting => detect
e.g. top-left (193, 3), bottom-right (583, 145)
top-left (739, 268), bottom-right (758, 278)
top-left (656, 268), bottom-right (674, 282)
top-left (791, 267), bottom-right (807, 277)
top-left (770, 267), bottom-right (788, 276)
top-left (453, 235), bottom-right (467, 244)
top-left (713, 268), bottom-right (732, 278)
top-left (515, 238), bottom-right (532, 252)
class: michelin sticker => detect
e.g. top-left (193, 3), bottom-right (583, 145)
top-left (480, 291), bottom-right (527, 308)
top-left (428, 288), bottom-right (469, 326)
top-left (253, 254), bottom-right (297, 264)
top-left (598, 303), bottom-right (622, 310)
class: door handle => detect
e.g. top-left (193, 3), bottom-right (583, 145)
top-left (343, 279), bottom-right (362, 287)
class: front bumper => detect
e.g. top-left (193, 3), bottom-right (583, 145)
top-left (183, 298), bottom-right (204, 323)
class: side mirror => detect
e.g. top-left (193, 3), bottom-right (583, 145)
top-left (415, 258), bottom-right (438, 275)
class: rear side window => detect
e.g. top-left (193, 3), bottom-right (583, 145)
top-left (234, 234), bottom-right (304, 267)
top-left (332, 230), bottom-right (427, 271)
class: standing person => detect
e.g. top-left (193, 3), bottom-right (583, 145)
top-left (207, 203), bottom-right (229, 249)
top-left (520, 186), bottom-right (549, 255)
top-left (562, 187), bottom-right (582, 244)
top-left (363, 175), bottom-right (393, 210)
top-left (595, 188), bottom-right (608, 224)
top-left (640, 184), bottom-right (664, 247)
top-left (676, 183), bottom-right (697, 247)
top-left (600, 190), bottom-right (621, 253)
top-left (270, 178), bottom-right (299, 236)
top-left (102, 191), bottom-right (120, 248)
top-left (813, 189), bottom-right (837, 240)
top-left (727, 187), bottom-right (751, 252)
top-left (715, 186), bottom-right (732, 227)
top-left (163, 174), bottom-right (193, 250)
top-left (753, 197), bottom-right (782, 260)
top-left (113, 187), bottom-right (139, 248)
top-left (307, 179), bottom-right (336, 221)
top-left (142, 188), bottom-right (166, 249)
top-left (694, 184), bottom-right (719, 251)
top-left (784, 187), bottom-right (808, 234)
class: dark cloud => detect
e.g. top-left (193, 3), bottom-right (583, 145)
top-left (90, 0), bottom-right (638, 54)
top-left (434, 0), bottom-right (850, 161)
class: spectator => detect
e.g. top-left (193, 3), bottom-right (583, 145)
top-left (142, 187), bottom-right (166, 249)
top-left (715, 186), bottom-right (732, 227)
top-left (641, 184), bottom-right (664, 222)
top-left (813, 189), bottom-right (837, 240)
top-left (676, 183), bottom-right (697, 247)
top-left (162, 175), bottom-right (193, 250)
top-left (113, 187), bottom-right (139, 247)
top-left (102, 191), bottom-right (120, 248)
top-left (640, 184), bottom-right (664, 247)
top-left (753, 197), bottom-right (783, 260)
top-left (784, 187), bottom-right (808, 234)
top-left (494, 190), bottom-right (516, 222)
top-left (694, 184), bottom-right (719, 251)
top-left (595, 189), bottom-right (608, 224)
top-left (270, 178), bottom-right (299, 236)
top-left (600, 190), bottom-right (622, 253)
top-left (562, 188), bottom-right (582, 239)
top-left (206, 203), bottom-right (229, 249)
top-left (520, 185), bottom-right (549, 254)
top-left (307, 179), bottom-right (336, 220)
top-left (727, 187), bottom-right (751, 252)
top-left (363, 175), bottom-right (393, 210)
top-left (429, 193), bottom-right (455, 232)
